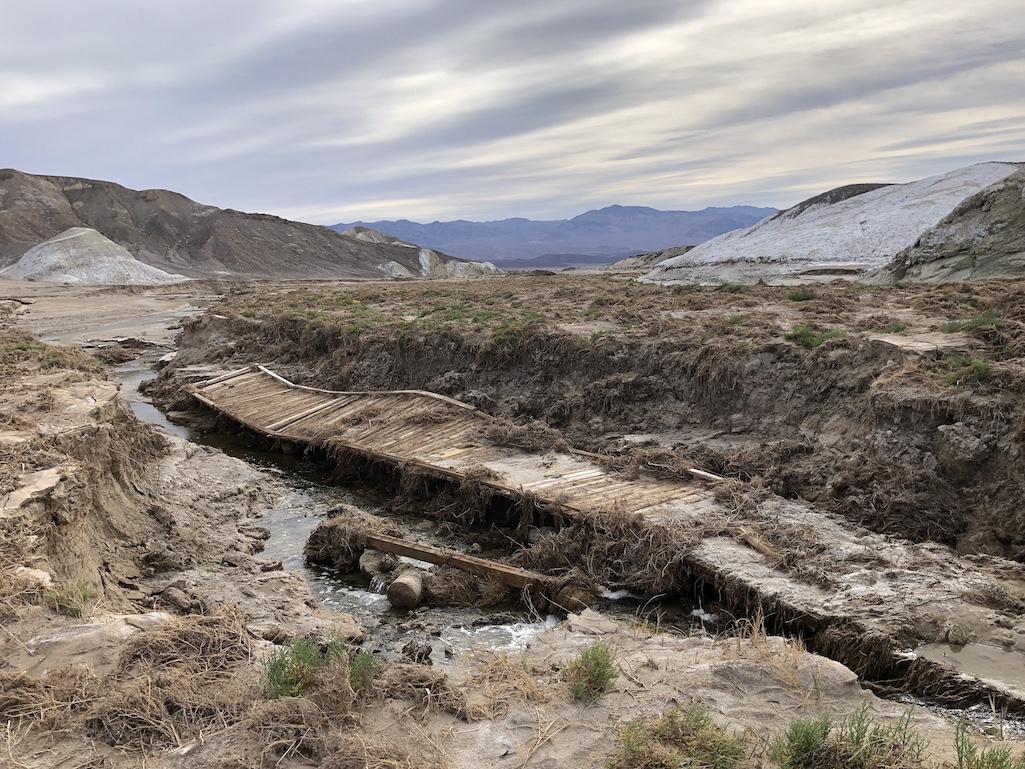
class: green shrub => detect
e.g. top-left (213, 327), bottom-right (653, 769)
top-left (726, 314), bottom-right (748, 326)
top-left (784, 324), bottom-right (844, 349)
top-left (611, 705), bottom-right (745, 769)
top-left (881, 321), bottom-right (909, 333)
top-left (941, 309), bottom-right (1001, 333)
top-left (770, 713), bottom-right (832, 769)
top-left (264, 636), bottom-right (346, 699)
top-left (348, 651), bottom-right (378, 699)
top-left (770, 707), bottom-right (925, 769)
top-left (565, 641), bottom-right (618, 703)
top-left (788, 288), bottom-right (817, 302)
top-left (946, 355), bottom-right (994, 386)
top-left (955, 721), bottom-right (1025, 769)
top-left (42, 581), bottom-right (96, 618)
top-left (716, 282), bottom-right (745, 293)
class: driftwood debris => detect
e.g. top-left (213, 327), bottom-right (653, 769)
top-left (387, 571), bottom-right (424, 609)
top-left (365, 533), bottom-right (556, 592)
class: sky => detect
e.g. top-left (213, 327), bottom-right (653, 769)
top-left (2, 0), bottom-right (1024, 224)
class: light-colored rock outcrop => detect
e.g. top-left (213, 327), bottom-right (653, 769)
top-left (873, 167), bottom-right (1025, 282)
top-left (0, 227), bottom-right (187, 284)
top-left (644, 162), bottom-right (1022, 284)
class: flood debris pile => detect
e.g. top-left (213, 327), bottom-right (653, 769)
top-left (305, 507), bottom-right (567, 611)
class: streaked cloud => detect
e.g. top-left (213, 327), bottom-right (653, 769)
top-left (1, 0), bottom-right (1022, 222)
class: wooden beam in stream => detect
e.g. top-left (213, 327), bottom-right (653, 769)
top-left (364, 533), bottom-right (556, 592)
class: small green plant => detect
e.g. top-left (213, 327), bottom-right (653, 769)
top-left (565, 641), bottom-right (618, 703)
top-left (946, 355), bottom-right (994, 386)
top-left (264, 635), bottom-right (346, 698)
top-left (770, 713), bottom-right (832, 769)
top-left (726, 313), bottom-right (748, 325)
top-left (941, 309), bottom-right (1001, 333)
top-left (715, 282), bottom-right (745, 293)
top-left (611, 705), bottom-right (746, 769)
top-left (955, 721), bottom-right (1025, 769)
top-left (881, 321), bottom-right (909, 333)
top-left (770, 706), bottom-right (926, 769)
top-left (42, 581), bottom-right (96, 618)
top-left (784, 323), bottom-right (844, 349)
top-left (788, 288), bottom-right (817, 302)
top-left (348, 650), bottom-right (378, 699)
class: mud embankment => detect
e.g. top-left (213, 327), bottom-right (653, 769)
top-left (163, 311), bottom-right (1025, 559)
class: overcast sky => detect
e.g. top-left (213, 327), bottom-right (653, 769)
top-left (2, 0), bottom-right (1023, 223)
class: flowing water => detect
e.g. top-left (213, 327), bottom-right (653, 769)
top-left (111, 356), bottom-right (1025, 731)
top-left (113, 356), bottom-right (574, 661)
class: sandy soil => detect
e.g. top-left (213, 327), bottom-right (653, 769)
top-left (0, 278), bottom-right (220, 346)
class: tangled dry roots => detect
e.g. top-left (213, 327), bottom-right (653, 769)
top-left (86, 667), bottom-right (256, 750)
top-left (115, 609), bottom-right (253, 675)
top-left (0, 667), bottom-right (98, 728)
top-left (249, 698), bottom-right (329, 765)
top-left (515, 509), bottom-right (694, 594)
top-left (480, 419), bottom-right (570, 453)
top-left (305, 506), bottom-right (397, 571)
top-left (462, 652), bottom-right (549, 717)
top-left (424, 566), bottom-right (509, 607)
top-left (376, 663), bottom-right (477, 720)
top-left (320, 733), bottom-right (434, 769)
top-left (87, 611), bottom-right (257, 750)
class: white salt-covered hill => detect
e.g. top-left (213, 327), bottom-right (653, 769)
top-left (0, 227), bottom-right (187, 285)
top-left (644, 162), bottom-right (1022, 284)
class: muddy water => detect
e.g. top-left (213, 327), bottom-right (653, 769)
top-left (918, 643), bottom-right (1025, 701)
top-left (113, 357), bottom-right (572, 661)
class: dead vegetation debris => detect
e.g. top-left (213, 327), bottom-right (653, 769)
top-left (0, 667), bottom-right (98, 728)
top-left (184, 275), bottom-right (1025, 558)
top-left (480, 419), bottom-right (570, 453)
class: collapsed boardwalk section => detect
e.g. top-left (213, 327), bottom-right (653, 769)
top-left (191, 365), bottom-right (1025, 712)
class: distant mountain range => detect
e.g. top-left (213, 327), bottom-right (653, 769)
top-left (332, 204), bottom-right (777, 267)
top-left (0, 170), bottom-right (495, 281)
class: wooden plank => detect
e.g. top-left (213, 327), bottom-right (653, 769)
top-left (266, 397), bottom-right (346, 432)
top-left (187, 366), bottom-right (727, 530)
top-left (364, 533), bottom-right (556, 591)
top-left (194, 366), bottom-right (256, 388)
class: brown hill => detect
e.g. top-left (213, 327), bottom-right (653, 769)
top-left (0, 170), bottom-right (487, 280)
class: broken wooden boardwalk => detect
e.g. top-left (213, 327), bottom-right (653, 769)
top-left (190, 365), bottom-right (1025, 713)
top-left (190, 365), bottom-right (722, 518)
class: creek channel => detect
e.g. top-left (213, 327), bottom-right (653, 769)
top-left (112, 354), bottom-right (1025, 734)
top-left (113, 355), bottom-right (708, 665)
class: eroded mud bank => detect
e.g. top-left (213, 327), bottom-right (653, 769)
top-left (161, 276), bottom-right (1025, 558)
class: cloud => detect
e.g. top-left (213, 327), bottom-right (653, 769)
top-left (1, 0), bottom-right (1023, 222)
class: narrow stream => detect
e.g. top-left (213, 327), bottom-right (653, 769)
top-left (111, 355), bottom-right (1025, 733)
top-left (114, 356), bottom-right (574, 662)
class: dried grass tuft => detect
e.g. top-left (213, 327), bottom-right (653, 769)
top-left (376, 663), bottom-right (478, 720)
top-left (462, 652), bottom-right (548, 717)
top-left (0, 667), bottom-right (97, 728)
top-left (480, 420), bottom-right (569, 453)
top-left (115, 609), bottom-right (252, 675)
top-left (424, 566), bottom-right (510, 607)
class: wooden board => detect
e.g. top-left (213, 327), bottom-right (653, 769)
top-left (365, 533), bottom-right (556, 591)
top-left (188, 365), bottom-right (722, 518)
